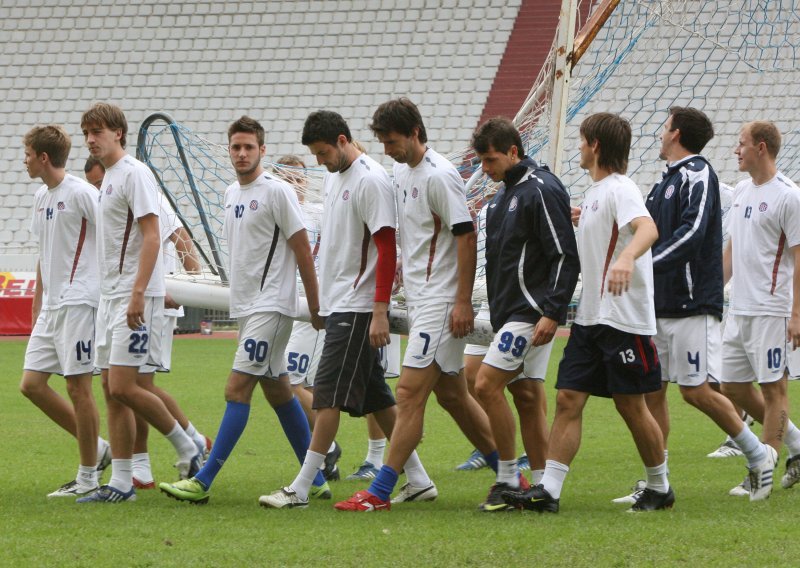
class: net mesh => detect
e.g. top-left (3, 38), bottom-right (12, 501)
top-left (139, 0), bottom-right (800, 310)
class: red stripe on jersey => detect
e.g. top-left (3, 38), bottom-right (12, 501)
top-left (770, 231), bottom-right (786, 295)
top-left (634, 335), bottom-right (650, 373)
top-left (119, 208), bottom-right (134, 274)
top-left (69, 218), bottom-right (88, 284)
top-left (600, 222), bottom-right (619, 298)
top-left (353, 224), bottom-right (371, 289)
top-left (426, 213), bottom-right (442, 282)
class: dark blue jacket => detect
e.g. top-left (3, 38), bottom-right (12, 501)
top-left (485, 158), bottom-right (580, 331)
top-left (646, 155), bottom-right (723, 319)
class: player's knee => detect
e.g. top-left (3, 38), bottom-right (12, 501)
top-left (64, 379), bottom-right (92, 402)
top-left (19, 379), bottom-right (39, 400)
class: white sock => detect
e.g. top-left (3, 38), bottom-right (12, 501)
top-left (108, 459), bottom-right (133, 492)
top-left (77, 465), bottom-right (97, 488)
top-left (541, 460), bottom-right (569, 499)
top-left (132, 453), bottom-right (153, 483)
top-left (97, 437), bottom-right (109, 456)
top-left (497, 459), bottom-right (519, 488)
top-left (165, 421), bottom-right (197, 461)
top-left (185, 422), bottom-right (206, 452)
top-left (783, 420), bottom-right (800, 456)
top-left (644, 461), bottom-right (669, 493)
top-left (531, 468), bottom-right (545, 485)
top-left (366, 438), bottom-right (386, 468)
top-left (290, 450), bottom-right (326, 501)
top-left (733, 423), bottom-right (766, 467)
top-left (402, 450), bottom-right (432, 488)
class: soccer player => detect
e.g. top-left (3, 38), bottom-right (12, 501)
top-left (19, 125), bottom-right (110, 497)
top-left (76, 103), bottom-right (202, 503)
top-left (612, 107), bottom-right (770, 504)
top-left (82, 158), bottom-right (211, 489)
top-left (260, 110), bottom-right (401, 509)
top-left (468, 118), bottom-right (579, 511)
top-left (718, 121), bottom-right (800, 498)
top-left (504, 112), bottom-right (672, 513)
top-left (159, 116), bottom-right (328, 504)
top-left (334, 98), bottom-right (497, 511)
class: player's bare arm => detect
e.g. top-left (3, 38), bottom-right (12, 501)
top-left (287, 228), bottom-right (324, 331)
top-left (450, 230), bottom-right (476, 338)
top-left (788, 245), bottom-right (800, 350)
top-left (169, 226), bottom-right (202, 274)
top-left (722, 239), bottom-right (733, 285)
top-left (32, 260), bottom-right (43, 323)
top-left (127, 213), bottom-right (160, 330)
top-left (571, 206), bottom-right (582, 227)
top-left (607, 215), bottom-right (658, 296)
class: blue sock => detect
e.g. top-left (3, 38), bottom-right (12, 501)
top-left (368, 465), bottom-right (399, 501)
top-left (484, 450), bottom-right (499, 473)
top-left (274, 397), bottom-right (326, 487)
top-left (195, 401), bottom-right (250, 490)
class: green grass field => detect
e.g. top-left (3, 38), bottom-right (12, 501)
top-left (3, 336), bottom-right (800, 567)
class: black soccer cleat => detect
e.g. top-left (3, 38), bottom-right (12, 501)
top-left (627, 487), bottom-right (675, 512)
top-left (323, 440), bottom-right (342, 482)
top-left (502, 483), bottom-right (559, 513)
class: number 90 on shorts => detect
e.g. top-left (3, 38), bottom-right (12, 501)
top-left (232, 312), bottom-right (293, 378)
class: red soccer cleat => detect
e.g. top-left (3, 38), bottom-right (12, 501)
top-left (334, 490), bottom-right (391, 512)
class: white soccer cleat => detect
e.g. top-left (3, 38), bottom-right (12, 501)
top-left (748, 444), bottom-right (778, 501)
top-left (781, 454), bottom-right (800, 489)
top-left (707, 440), bottom-right (743, 458)
top-left (259, 487), bottom-right (309, 509)
top-left (611, 479), bottom-right (646, 504)
top-left (47, 480), bottom-right (99, 498)
top-left (390, 482), bottom-right (438, 504)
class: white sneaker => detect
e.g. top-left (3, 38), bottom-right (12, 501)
top-left (781, 454), bottom-right (800, 489)
top-left (729, 476), bottom-right (750, 496)
top-left (748, 444), bottom-right (778, 501)
top-left (390, 482), bottom-right (438, 503)
top-left (611, 479), bottom-right (646, 504)
top-left (259, 487), bottom-right (309, 509)
top-left (47, 480), bottom-right (98, 498)
top-left (707, 440), bottom-right (743, 458)
top-left (175, 452), bottom-right (203, 480)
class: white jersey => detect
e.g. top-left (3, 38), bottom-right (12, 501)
top-left (224, 172), bottom-right (306, 319)
top-left (97, 155), bottom-right (165, 299)
top-left (318, 153), bottom-right (397, 315)
top-left (575, 173), bottom-right (656, 335)
top-left (394, 148), bottom-right (473, 305)
top-left (30, 173), bottom-right (100, 310)
top-left (158, 196), bottom-right (185, 318)
top-left (729, 172), bottom-right (800, 317)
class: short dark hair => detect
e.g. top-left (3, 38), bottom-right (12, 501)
top-left (81, 103), bottom-right (128, 149)
top-left (579, 113), bottom-right (631, 174)
top-left (470, 117), bottom-right (524, 155)
top-left (669, 106), bottom-right (714, 154)
top-left (746, 120), bottom-right (781, 159)
top-left (228, 116), bottom-right (265, 146)
top-left (301, 111), bottom-right (352, 146)
top-left (23, 125), bottom-right (71, 168)
top-left (84, 156), bottom-right (104, 174)
top-left (369, 98), bottom-right (428, 143)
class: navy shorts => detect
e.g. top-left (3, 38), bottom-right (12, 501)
top-left (312, 312), bottom-right (396, 417)
top-left (556, 324), bottom-right (661, 398)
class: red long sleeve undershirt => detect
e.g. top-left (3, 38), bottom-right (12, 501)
top-left (372, 226), bottom-right (396, 304)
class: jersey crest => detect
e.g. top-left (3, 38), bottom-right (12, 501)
top-left (664, 185), bottom-right (675, 199)
top-left (249, 200), bottom-right (259, 210)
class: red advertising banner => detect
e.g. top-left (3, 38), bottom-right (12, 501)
top-left (0, 272), bottom-right (36, 335)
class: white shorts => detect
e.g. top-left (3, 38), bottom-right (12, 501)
top-left (95, 296), bottom-right (166, 370)
top-left (403, 303), bottom-right (466, 374)
top-left (283, 321), bottom-right (326, 387)
top-left (232, 312), bottom-right (292, 378)
top-left (722, 314), bottom-right (790, 384)
top-left (464, 343), bottom-right (488, 357)
top-left (482, 321), bottom-right (552, 381)
top-left (24, 305), bottom-right (97, 377)
top-left (383, 334), bottom-right (401, 378)
top-left (653, 315), bottom-right (721, 387)
top-left (140, 314), bottom-right (177, 374)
